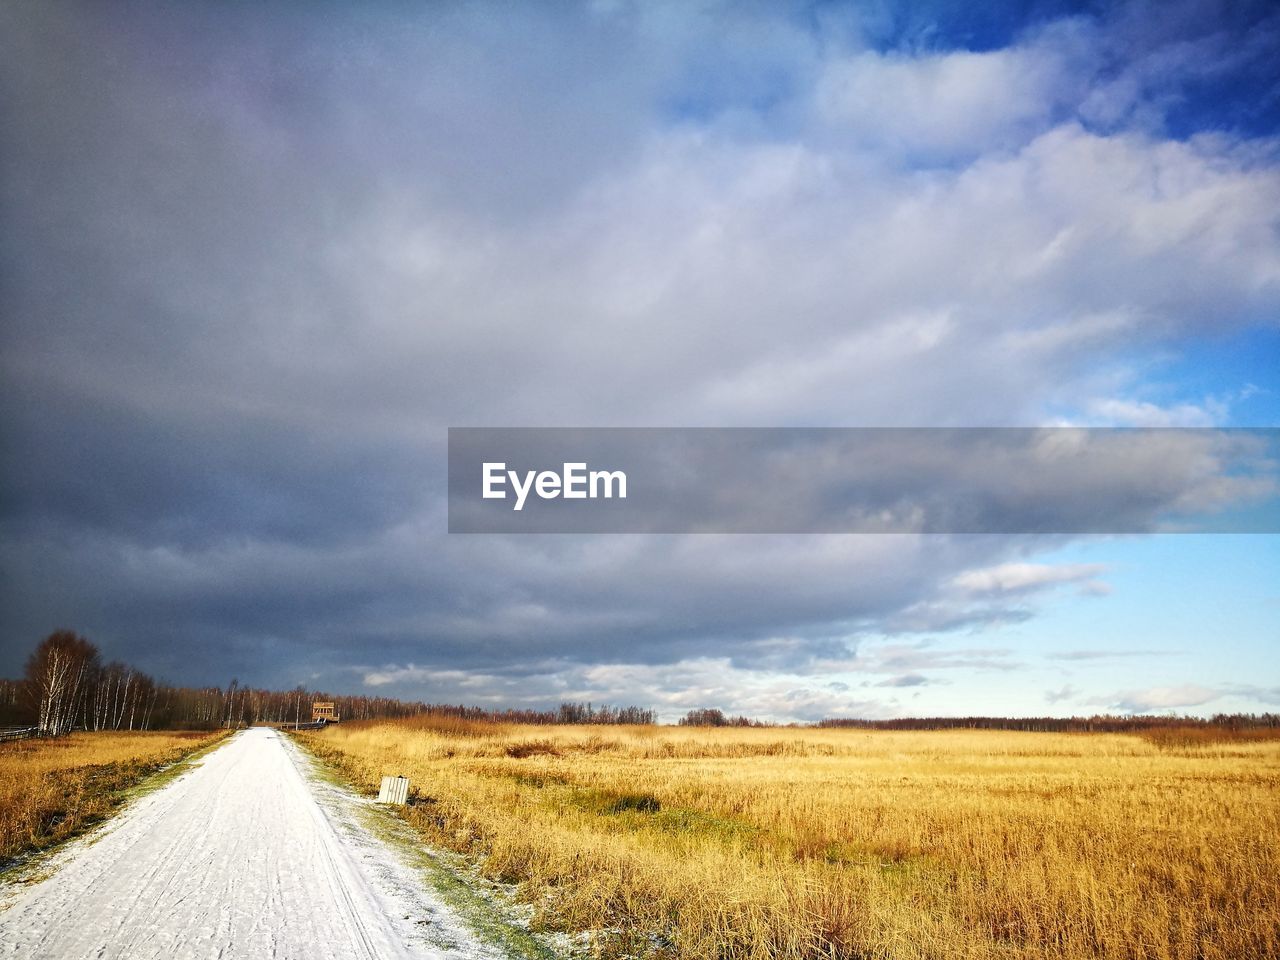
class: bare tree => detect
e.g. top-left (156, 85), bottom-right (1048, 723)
top-left (222, 678), bottom-right (239, 728)
top-left (25, 630), bottom-right (101, 735)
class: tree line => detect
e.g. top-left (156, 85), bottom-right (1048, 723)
top-left (665, 708), bottom-right (1280, 730)
top-left (1, 630), bottom-right (656, 733)
top-left (17, 629), bottom-right (1266, 737)
top-left (816, 714), bottom-right (1280, 732)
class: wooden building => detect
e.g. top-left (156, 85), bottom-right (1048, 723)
top-left (311, 701), bottom-right (339, 723)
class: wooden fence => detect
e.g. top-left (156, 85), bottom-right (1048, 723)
top-left (0, 726), bottom-right (40, 743)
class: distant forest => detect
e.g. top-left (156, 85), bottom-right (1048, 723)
top-left (673, 708), bottom-right (1280, 731)
top-left (816, 714), bottom-right (1280, 732)
top-left (3, 630), bottom-right (1275, 734)
top-left (0, 630), bottom-right (655, 732)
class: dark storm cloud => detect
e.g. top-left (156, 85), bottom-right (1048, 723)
top-left (1, 1), bottom-right (1278, 713)
top-left (0, 389), bottom-right (434, 548)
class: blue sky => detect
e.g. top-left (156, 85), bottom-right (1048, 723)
top-left (0, 0), bottom-right (1277, 720)
top-left (861, 535), bottom-right (1280, 716)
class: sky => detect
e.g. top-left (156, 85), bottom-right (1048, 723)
top-left (1, 0), bottom-right (1278, 722)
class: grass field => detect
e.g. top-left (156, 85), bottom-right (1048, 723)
top-left (0, 729), bottom-right (229, 864)
top-left (303, 719), bottom-right (1280, 960)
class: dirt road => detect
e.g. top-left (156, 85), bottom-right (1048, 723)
top-left (0, 728), bottom-right (498, 960)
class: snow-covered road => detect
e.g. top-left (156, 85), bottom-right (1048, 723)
top-left (0, 728), bottom-right (495, 960)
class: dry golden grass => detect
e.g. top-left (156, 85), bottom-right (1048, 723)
top-left (0, 729), bottom-right (228, 863)
top-left (303, 722), bottom-right (1280, 960)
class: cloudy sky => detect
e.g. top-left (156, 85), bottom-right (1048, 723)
top-left (2, 0), bottom-right (1278, 721)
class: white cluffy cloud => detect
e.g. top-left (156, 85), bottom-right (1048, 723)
top-left (952, 563), bottom-right (1110, 596)
top-left (814, 23), bottom-right (1093, 157)
top-left (1099, 685), bottom-right (1222, 712)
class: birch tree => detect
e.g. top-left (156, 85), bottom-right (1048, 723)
top-left (25, 630), bottom-right (100, 735)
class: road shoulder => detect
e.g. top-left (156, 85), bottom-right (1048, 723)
top-left (286, 732), bottom-right (574, 960)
